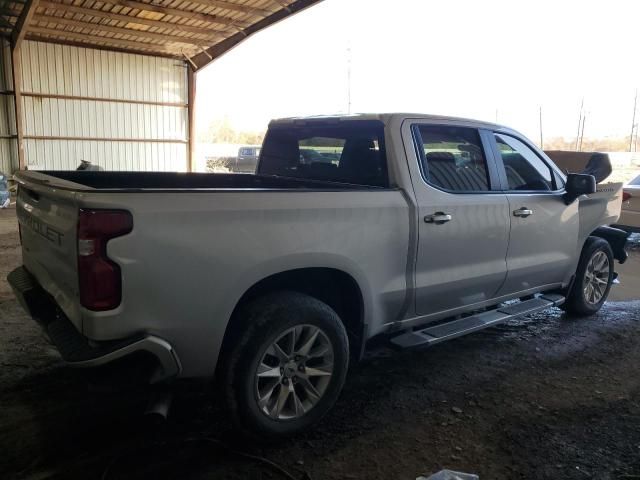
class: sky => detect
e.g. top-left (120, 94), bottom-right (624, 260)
top-left (195, 0), bottom-right (640, 142)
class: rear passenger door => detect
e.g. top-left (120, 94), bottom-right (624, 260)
top-left (489, 132), bottom-right (579, 296)
top-left (406, 122), bottom-right (511, 316)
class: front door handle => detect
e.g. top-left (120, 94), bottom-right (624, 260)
top-left (424, 212), bottom-right (452, 224)
top-left (513, 207), bottom-right (533, 218)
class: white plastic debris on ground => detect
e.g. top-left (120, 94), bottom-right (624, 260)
top-left (417, 470), bottom-right (479, 480)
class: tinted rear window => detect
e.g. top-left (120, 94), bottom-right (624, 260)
top-left (257, 120), bottom-right (388, 187)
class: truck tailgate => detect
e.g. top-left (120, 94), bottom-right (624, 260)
top-left (16, 181), bottom-right (82, 330)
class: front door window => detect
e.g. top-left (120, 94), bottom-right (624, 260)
top-left (494, 133), bottom-right (556, 191)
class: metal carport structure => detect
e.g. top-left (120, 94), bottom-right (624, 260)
top-left (0, 0), bottom-right (322, 173)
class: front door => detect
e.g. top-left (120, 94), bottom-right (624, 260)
top-left (489, 132), bottom-right (579, 295)
top-left (407, 122), bottom-right (511, 316)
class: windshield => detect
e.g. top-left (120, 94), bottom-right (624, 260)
top-left (257, 120), bottom-right (388, 187)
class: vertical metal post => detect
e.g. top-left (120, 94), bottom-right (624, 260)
top-left (187, 65), bottom-right (196, 173)
top-left (575, 98), bottom-right (584, 151)
top-left (346, 46), bottom-right (351, 114)
top-left (579, 114), bottom-right (586, 152)
top-left (538, 105), bottom-right (543, 149)
top-left (9, 0), bottom-right (38, 171)
top-left (11, 46), bottom-right (25, 170)
top-left (630, 89), bottom-right (637, 152)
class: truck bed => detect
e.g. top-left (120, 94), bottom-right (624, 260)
top-left (24, 171), bottom-right (384, 191)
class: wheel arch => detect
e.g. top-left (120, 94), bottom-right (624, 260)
top-left (589, 226), bottom-right (630, 264)
top-left (217, 267), bottom-right (368, 376)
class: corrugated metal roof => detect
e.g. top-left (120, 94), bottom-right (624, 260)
top-left (0, 0), bottom-right (323, 69)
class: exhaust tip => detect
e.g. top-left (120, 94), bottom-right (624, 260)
top-left (144, 389), bottom-right (173, 423)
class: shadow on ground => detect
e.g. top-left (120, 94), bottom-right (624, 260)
top-left (2, 298), bottom-right (640, 480)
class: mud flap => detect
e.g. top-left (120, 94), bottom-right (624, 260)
top-left (592, 226), bottom-right (630, 264)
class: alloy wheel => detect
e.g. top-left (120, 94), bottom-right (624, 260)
top-left (583, 250), bottom-right (610, 305)
top-left (255, 324), bottom-right (334, 420)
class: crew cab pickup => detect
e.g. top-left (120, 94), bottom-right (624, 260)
top-left (8, 114), bottom-right (629, 438)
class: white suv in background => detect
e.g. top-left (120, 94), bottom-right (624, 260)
top-left (617, 174), bottom-right (640, 232)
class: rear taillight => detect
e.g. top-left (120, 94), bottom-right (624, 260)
top-left (78, 209), bottom-right (133, 311)
top-left (622, 191), bottom-right (632, 202)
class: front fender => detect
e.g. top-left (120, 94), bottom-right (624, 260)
top-left (592, 226), bottom-right (630, 264)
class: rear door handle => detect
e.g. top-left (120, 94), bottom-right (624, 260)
top-left (513, 207), bottom-right (533, 218)
top-left (424, 212), bottom-right (452, 224)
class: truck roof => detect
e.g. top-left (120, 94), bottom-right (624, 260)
top-left (269, 113), bottom-right (505, 130)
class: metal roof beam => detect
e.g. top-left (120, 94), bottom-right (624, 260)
top-left (0, 6), bottom-right (20, 16)
top-left (37, 1), bottom-right (224, 39)
top-left (11, 0), bottom-right (38, 47)
top-left (28, 25), bottom-right (181, 54)
top-left (26, 32), bottom-right (181, 58)
top-left (191, 0), bottom-right (323, 70)
top-left (113, 0), bottom-right (252, 29)
top-left (181, 0), bottom-right (274, 17)
top-left (32, 13), bottom-right (211, 47)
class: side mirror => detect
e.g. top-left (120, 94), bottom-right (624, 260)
top-left (563, 173), bottom-right (596, 205)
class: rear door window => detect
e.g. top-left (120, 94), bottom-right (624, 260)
top-left (414, 125), bottom-right (491, 192)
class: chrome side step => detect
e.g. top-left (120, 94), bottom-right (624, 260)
top-left (390, 294), bottom-right (565, 349)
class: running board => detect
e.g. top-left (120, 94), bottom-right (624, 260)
top-left (390, 294), bottom-right (565, 349)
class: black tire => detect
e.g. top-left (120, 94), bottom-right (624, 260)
top-left (222, 291), bottom-right (349, 439)
top-left (563, 237), bottom-right (614, 316)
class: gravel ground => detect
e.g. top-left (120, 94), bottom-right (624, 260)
top-left (1, 204), bottom-right (640, 480)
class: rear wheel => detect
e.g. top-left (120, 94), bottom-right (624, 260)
top-left (563, 237), bottom-right (614, 316)
top-left (222, 291), bottom-right (349, 439)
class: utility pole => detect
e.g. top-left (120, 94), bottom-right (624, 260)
top-left (539, 105), bottom-right (543, 149)
top-left (346, 46), bottom-right (352, 114)
top-left (579, 113), bottom-right (586, 152)
top-left (575, 98), bottom-right (584, 151)
top-left (630, 89), bottom-right (637, 152)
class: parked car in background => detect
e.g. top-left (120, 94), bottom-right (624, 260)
top-left (616, 174), bottom-right (640, 232)
top-left (0, 172), bottom-right (10, 208)
top-left (320, 151), bottom-right (341, 162)
top-left (299, 148), bottom-right (326, 164)
top-left (9, 113), bottom-right (629, 439)
top-left (236, 146), bottom-right (261, 172)
top-left (300, 148), bottom-right (335, 164)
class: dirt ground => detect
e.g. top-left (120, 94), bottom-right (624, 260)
top-left (1, 203), bottom-right (640, 480)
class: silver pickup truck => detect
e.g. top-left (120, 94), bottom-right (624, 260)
top-left (8, 113), bottom-right (629, 438)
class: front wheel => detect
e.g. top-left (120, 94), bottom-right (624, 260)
top-left (222, 291), bottom-right (349, 439)
top-left (563, 237), bottom-right (614, 316)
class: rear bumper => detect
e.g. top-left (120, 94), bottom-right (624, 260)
top-left (7, 266), bottom-right (181, 383)
top-left (614, 209), bottom-right (640, 233)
